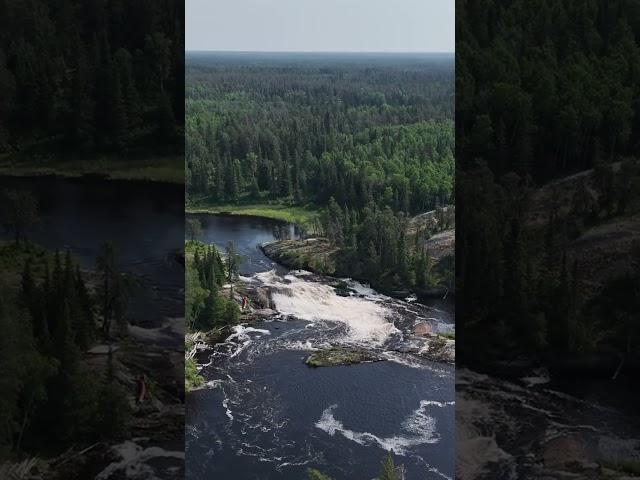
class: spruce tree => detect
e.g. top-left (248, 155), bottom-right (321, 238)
top-left (379, 452), bottom-right (400, 480)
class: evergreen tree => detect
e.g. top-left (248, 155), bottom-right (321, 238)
top-left (1, 190), bottom-right (39, 245)
top-left (379, 452), bottom-right (400, 480)
top-left (97, 346), bottom-right (130, 438)
top-left (156, 91), bottom-right (177, 140)
top-left (307, 469), bottom-right (333, 480)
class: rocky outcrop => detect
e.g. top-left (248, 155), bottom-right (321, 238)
top-left (261, 225), bottom-right (455, 300)
top-left (414, 322), bottom-right (433, 336)
top-left (410, 322), bottom-right (455, 363)
top-left (305, 347), bottom-right (382, 367)
top-left (261, 239), bottom-right (338, 275)
top-left (420, 335), bottom-right (455, 363)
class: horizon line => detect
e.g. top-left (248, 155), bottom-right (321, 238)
top-left (186, 49), bottom-right (454, 55)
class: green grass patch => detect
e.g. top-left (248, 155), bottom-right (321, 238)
top-left (186, 199), bottom-right (320, 230)
top-left (185, 357), bottom-right (204, 392)
top-left (0, 153), bottom-right (184, 184)
top-left (438, 331), bottom-right (456, 340)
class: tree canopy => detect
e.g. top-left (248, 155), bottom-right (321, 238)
top-left (0, 0), bottom-right (184, 156)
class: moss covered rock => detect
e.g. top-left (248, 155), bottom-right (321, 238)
top-left (305, 347), bottom-right (381, 367)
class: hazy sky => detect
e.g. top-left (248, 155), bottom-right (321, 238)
top-left (186, 0), bottom-right (454, 53)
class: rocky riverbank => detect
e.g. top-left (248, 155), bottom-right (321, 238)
top-left (261, 238), bottom-right (338, 275)
top-left (260, 235), bottom-right (454, 301)
top-left (406, 321), bottom-right (455, 363)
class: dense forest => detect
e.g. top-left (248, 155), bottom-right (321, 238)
top-left (185, 238), bottom-right (240, 332)
top-left (0, 192), bottom-right (131, 457)
top-left (186, 55), bottom-right (453, 211)
top-left (184, 233), bottom-right (240, 390)
top-left (0, 0), bottom-right (184, 156)
top-left (186, 54), bottom-right (455, 294)
top-left (457, 0), bottom-right (640, 362)
top-left (316, 199), bottom-right (454, 295)
top-left (457, 0), bottom-right (640, 181)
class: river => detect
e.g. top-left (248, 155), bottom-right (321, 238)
top-left (186, 214), bottom-right (455, 480)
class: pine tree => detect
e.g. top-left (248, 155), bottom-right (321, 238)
top-left (75, 265), bottom-right (95, 350)
top-left (97, 346), bottom-right (130, 438)
top-left (156, 91), bottom-right (177, 141)
top-left (379, 452), bottom-right (400, 480)
top-left (307, 469), bottom-right (332, 480)
top-left (21, 258), bottom-right (36, 308)
top-left (110, 74), bottom-right (129, 152)
top-left (67, 36), bottom-right (94, 147)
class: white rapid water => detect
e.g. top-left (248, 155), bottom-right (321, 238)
top-left (246, 270), bottom-right (400, 346)
top-left (95, 440), bottom-right (184, 480)
top-left (315, 401), bottom-right (453, 456)
top-left (188, 215), bottom-right (455, 480)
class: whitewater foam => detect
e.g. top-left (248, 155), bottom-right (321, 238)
top-left (315, 402), bottom-right (441, 455)
top-left (95, 440), bottom-right (184, 480)
top-left (253, 270), bottom-right (397, 345)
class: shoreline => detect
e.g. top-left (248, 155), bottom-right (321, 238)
top-left (0, 156), bottom-right (184, 184)
top-left (186, 202), bottom-right (319, 230)
top-left (186, 209), bottom-right (454, 305)
top-left (187, 240), bottom-right (454, 373)
top-left (259, 239), bottom-right (454, 306)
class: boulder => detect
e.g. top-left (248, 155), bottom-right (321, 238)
top-left (305, 347), bottom-right (381, 367)
top-left (414, 322), bottom-right (433, 336)
top-left (542, 435), bottom-right (586, 470)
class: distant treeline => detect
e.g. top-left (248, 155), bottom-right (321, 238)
top-left (186, 57), bottom-right (455, 295)
top-left (186, 58), bottom-right (454, 213)
top-left (0, 0), bottom-right (184, 155)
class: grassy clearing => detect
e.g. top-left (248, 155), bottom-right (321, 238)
top-left (186, 199), bottom-right (319, 230)
top-left (0, 154), bottom-right (184, 184)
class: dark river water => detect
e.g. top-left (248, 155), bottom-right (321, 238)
top-left (186, 214), bottom-right (455, 480)
top-left (0, 175), bottom-right (185, 320)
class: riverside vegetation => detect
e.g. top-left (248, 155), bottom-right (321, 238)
top-left (0, 191), bottom-right (132, 464)
top-left (186, 53), bottom-right (455, 296)
top-left (184, 239), bottom-right (240, 391)
top-left (308, 452), bottom-right (404, 480)
top-left (0, 186), bottom-right (189, 479)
